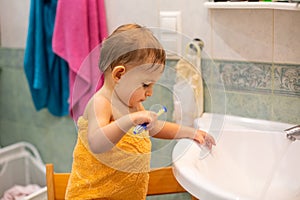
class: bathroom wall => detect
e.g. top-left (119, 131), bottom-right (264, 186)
top-left (0, 0), bottom-right (299, 178)
top-left (88, 1), bottom-right (300, 124)
top-left (207, 9), bottom-right (300, 123)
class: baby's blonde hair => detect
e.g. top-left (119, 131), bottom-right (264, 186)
top-left (99, 24), bottom-right (166, 73)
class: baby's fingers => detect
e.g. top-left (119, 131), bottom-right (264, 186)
top-left (204, 134), bottom-right (216, 149)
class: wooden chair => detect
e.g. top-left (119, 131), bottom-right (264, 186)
top-left (46, 163), bottom-right (198, 200)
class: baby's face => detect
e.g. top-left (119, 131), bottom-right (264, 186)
top-left (113, 63), bottom-right (164, 108)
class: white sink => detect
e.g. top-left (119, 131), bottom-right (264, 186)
top-left (172, 113), bottom-right (300, 200)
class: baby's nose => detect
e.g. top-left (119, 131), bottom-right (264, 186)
top-left (145, 88), bottom-right (153, 97)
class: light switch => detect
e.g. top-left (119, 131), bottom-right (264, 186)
top-left (159, 11), bottom-right (181, 32)
top-left (160, 16), bottom-right (177, 31)
top-left (159, 11), bottom-right (181, 55)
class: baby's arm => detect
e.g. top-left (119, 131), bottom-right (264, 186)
top-left (149, 121), bottom-right (216, 149)
top-left (86, 96), bottom-right (155, 153)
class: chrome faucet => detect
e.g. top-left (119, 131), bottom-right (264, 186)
top-left (285, 125), bottom-right (300, 141)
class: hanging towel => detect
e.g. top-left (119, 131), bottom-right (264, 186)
top-left (52, 0), bottom-right (108, 122)
top-left (24, 0), bottom-right (69, 116)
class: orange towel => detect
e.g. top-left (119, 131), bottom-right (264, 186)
top-left (65, 117), bottom-right (151, 200)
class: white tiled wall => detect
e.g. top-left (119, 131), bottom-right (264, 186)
top-left (105, 0), bottom-right (160, 33)
top-left (274, 10), bottom-right (300, 64)
top-left (211, 9), bottom-right (300, 64)
top-left (0, 0), bottom-right (30, 48)
top-left (0, 0), bottom-right (299, 65)
top-left (211, 9), bottom-right (273, 62)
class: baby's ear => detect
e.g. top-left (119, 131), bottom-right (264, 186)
top-left (112, 66), bottom-right (126, 81)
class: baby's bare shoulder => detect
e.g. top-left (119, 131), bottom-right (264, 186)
top-left (84, 93), bottom-right (112, 120)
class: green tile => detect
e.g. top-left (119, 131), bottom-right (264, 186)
top-left (0, 69), bottom-right (19, 121)
top-left (272, 95), bottom-right (300, 124)
top-left (203, 87), bottom-right (227, 115)
top-left (150, 137), bottom-right (177, 170)
top-left (0, 48), bottom-right (24, 69)
top-left (0, 120), bottom-right (23, 143)
top-left (225, 92), bottom-right (273, 120)
top-left (201, 58), bottom-right (213, 84)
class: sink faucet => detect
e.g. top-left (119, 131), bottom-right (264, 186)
top-left (285, 125), bottom-right (300, 141)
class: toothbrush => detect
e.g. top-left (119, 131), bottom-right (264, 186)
top-left (133, 106), bottom-right (167, 134)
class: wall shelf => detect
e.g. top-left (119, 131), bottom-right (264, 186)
top-left (204, 2), bottom-right (300, 10)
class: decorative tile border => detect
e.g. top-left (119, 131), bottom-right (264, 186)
top-left (203, 59), bottom-right (300, 97)
top-left (1, 48), bottom-right (299, 98)
top-left (274, 63), bottom-right (300, 96)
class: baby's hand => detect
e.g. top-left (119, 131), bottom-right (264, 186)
top-left (130, 111), bottom-right (157, 130)
top-left (193, 130), bottom-right (216, 150)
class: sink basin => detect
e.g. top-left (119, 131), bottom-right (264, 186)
top-left (172, 113), bottom-right (300, 200)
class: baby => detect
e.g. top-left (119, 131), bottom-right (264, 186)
top-left (65, 23), bottom-right (215, 200)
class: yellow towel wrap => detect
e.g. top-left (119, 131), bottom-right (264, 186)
top-left (65, 117), bottom-right (151, 200)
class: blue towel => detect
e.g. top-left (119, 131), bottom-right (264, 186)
top-left (24, 0), bottom-right (69, 116)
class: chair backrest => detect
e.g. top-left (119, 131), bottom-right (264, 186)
top-left (46, 163), bottom-right (196, 200)
top-left (46, 164), bottom-right (70, 200)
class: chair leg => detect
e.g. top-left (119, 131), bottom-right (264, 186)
top-left (46, 164), bottom-right (55, 200)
